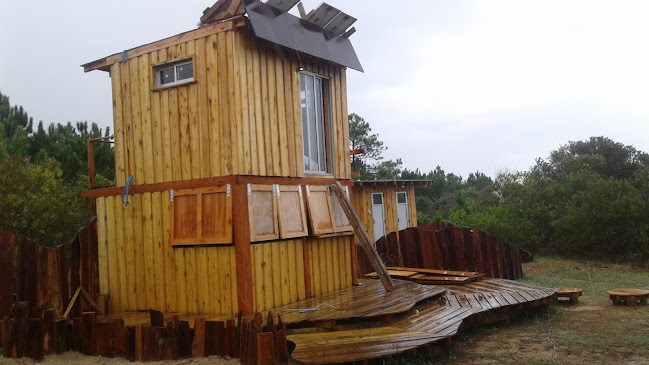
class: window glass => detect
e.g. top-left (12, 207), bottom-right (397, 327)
top-left (397, 192), bottom-right (406, 204)
top-left (301, 72), bottom-right (330, 173)
top-left (159, 67), bottom-right (175, 85)
top-left (372, 193), bottom-right (383, 205)
top-left (177, 62), bottom-right (193, 80)
top-left (300, 73), bottom-right (309, 171)
top-left (315, 77), bottom-right (325, 171)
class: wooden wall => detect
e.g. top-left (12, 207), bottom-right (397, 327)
top-left (96, 193), bottom-right (239, 315)
top-left (249, 235), bottom-right (353, 313)
top-left (350, 185), bottom-right (418, 243)
top-left (97, 193), bottom-right (354, 315)
top-left (110, 27), bottom-right (350, 187)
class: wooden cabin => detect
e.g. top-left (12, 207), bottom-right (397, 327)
top-left (81, 0), bottom-right (364, 316)
top-left (351, 180), bottom-right (431, 242)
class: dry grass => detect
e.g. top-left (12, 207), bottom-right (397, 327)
top-left (393, 256), bottom-right (649, 364)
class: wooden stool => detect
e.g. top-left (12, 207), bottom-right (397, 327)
top-left (557, 288), bottom-right (582, 304)
top-left (608, 289), bottom-right (649, 307)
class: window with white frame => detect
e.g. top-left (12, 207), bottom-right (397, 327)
top-left (300, 72), bottom-right (332, 174)
top-left (155, 60), bottom-right (194, 88)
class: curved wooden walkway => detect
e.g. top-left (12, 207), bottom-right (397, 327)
top-left (288, 278), bottom-right (557, 364)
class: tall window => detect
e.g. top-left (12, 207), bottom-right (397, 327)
top-left (300, 72), bottom-right (331, 174)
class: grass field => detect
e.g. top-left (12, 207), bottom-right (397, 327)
top-left (395, 256), bottom-right (649, 364)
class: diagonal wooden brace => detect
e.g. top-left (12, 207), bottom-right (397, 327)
top-left (330, 182), bottom-right (395, 291)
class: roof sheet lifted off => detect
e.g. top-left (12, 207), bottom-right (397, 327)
top-left (243, 0), bottom-right (363, 72)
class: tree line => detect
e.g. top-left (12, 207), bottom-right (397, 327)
top-left (349, 114), bottom-right (649, 263)
top-left (0, 91), bottom-right (114, 247)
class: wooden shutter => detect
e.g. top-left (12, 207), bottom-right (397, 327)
top-left (277, 185), bottom-right (309, 239)
top-left (331, 185), bottom-right (353, 232)
top-left (248, 184), bottom-right (280, 242)
top-left (170, 185), bottom-right (232, 246)
top-left (304, 185), bottom-right (335, 235)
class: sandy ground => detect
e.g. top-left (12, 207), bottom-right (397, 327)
top-left (0, 352), bottom-right (242, 365)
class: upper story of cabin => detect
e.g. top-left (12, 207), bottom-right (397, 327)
top-left (82, 0), bottom-right (362, 188)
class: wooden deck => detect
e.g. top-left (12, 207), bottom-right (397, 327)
top-left (97, 278), bottom-right (556, 364)
top-left (288, 278), bottom-right (556, 364)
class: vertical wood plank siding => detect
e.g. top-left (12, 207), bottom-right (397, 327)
top-left (110, 28), bottom-right (350, 187)
top-left (96, 194), bottom-right (239, 315)
top-left (97, 193), bottom-right (353, 314)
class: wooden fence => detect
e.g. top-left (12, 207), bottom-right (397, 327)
top-left (2, 307), bottom-right (288, 363)
top-left (357, 226), bottom-right (523, 280)
top-left (0, 218), bottom-right (99, 323)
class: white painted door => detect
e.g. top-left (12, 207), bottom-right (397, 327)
top-left (396, 191), bottom-right (409, 231)
top-left (371, 193), bottom-right (386, 241)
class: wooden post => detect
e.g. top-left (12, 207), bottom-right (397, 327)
top-left (134, 325), bottom-right (143, 361)
top-left (191, 317), bottom-right (206, 357)
top-left (176, 320), bottom-right (191, 358)
top-left (330, 182), bottom-right (394, 291)
top-left (42, 309), bottom-right (57, 354)
top-left (26, 318), bottom-right (43, 361)
top-left (163, 321), bottom-right (178, 360)
top-left (87, 140), bottom-right (95, 188)
top-left (112, 318), bottom-right (128, 359)
top-left (257, 332), bottom-right (276, 365)
top-left (1, 318), bottom-right (11, 358)
top-left (275, 315), bottom-right (288, 364)
top-left (224, 318), bottom-right (236, 357)
top-left (96, 322), bottom-right (113, 358)
top-left (232, 183), bottom-right (254, 315)
top-left (142, 326), bottom-right (158, 361)
top-left (81, 312), bottom-right (97, 355)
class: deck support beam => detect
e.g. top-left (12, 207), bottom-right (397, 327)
top-left (233, 183), bottom-right (254, 315)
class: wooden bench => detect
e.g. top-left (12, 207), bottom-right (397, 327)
top-left (557, 288), bottom-right (582, 304)
top-left (607, 289), bottom-right (649, 307)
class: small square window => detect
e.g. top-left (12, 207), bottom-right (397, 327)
top-left (397, 192), bottom-right (407, 204)
top-left (372, 193), bottom-right (383, 205)
top-left (155, 59), bottom-right (194, 89)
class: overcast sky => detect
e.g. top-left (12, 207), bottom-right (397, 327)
top-left (1, 0), bottom-right (648, 178)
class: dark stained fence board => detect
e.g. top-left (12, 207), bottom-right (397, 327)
top-left (385, 232), bottom-right (401, 267)
top-left (56, 245), bottom-right (70, 313)
top-left (452, 227), bottom-right (466, 271)
top-left (96, 322), bottom-right (113, 358)
top-left (400, 228), bottom-right (420, 268)
top-left (69, 234), bottom-right (81, 318)
top-left (42, 309), bottom-right (56, 354)
top-left (417, 227), bottom-right (434, 269)
top-left (17, 237), bottom-right (38, 310)
top-left (191, 317), bottom-right (207, 357)
top-left (435, 231), bottom-right (449, 270)
top-left (485, 234), bottom-right (499, 278)
top-left (0, 232), bottom-right (15, 319)
top-left (462, 228), bottom-right (476, 272)
top-left (429, 230), bottom-right (443, 269)
top-left (441, 228), bottom-right (458, 271)
top-left (112, 318), bottom-right (128, 359)
top-left (26, 318), bottom-right (43, 361)
top-left (257, 332), bottom-right (276, 365)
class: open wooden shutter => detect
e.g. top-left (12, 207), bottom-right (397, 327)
top-left (171, 185), bottom-right (232, 246)
top-left (277, 185), bottom-right (309, 239)
top-left (248, 184), bottom-right (280, 242)
top-left (332, 185), bottom-right (353, 232)
top-left (304, 185), bottom-right (335, 235)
